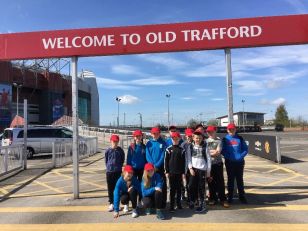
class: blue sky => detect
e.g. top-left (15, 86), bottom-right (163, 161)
top-left (1, 0), bottom-right (308, 126)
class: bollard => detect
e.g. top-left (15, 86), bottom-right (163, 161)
top-left (52, 142), bottom-right (56, 168)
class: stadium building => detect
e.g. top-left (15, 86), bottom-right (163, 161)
top-left (0, 59), bottom-right (99, 131)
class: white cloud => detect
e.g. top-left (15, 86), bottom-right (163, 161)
top-left (211, 98), bottom-right (225, 101)
top-left (284, 0), bottom-right (307, 13)
top-left (117, 95), bottom-right (140, 104)
top-left (131, 77), bottom-right (182, 86)
top-left (111, 64), bottom-right (144, 76)
top-left (138, 54), bottom-right (188, 69)
top-left (181, 97), bottom-right (194, 100)
top-left (195, 88), bottom-right (213, 96)
top-left (96, 77), bottom-right (138, 90)
top-left (260, 98), bottom-right (287, 106)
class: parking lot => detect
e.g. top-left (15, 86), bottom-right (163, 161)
top-left (0, 131), bottom-right (307, 230)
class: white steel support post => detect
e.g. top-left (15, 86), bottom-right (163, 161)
top-left (71, 56), bottom-right (80, 199)
top-left (225, 48), bottom-right (234, 124)
top-left (23, 99), bottom-right (28, 170)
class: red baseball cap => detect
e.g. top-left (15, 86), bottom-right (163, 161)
top-left (206, 126), bottom-right (217, 132)
top-left (123, 165), bottom-right (134, 173)
top-left (133, 130), bottom-right (143, 137)
top-left (227, 123), bottom-right (237, 130)
top-left (151, 127), bottom-right (160, 134)
top-left (171, 131), bottom-right (181, 138)
top-left (144, 163), bottom-right (155, 171)
top-left (185, 128), bottom-right (194, 136)
top-left (110, 134), bottom-right (120, 142)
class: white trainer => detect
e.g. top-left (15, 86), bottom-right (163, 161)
top-left (123, 205), bottom-right (129, 214)
top-left (108, 204), bottom-right (114, 212)
top-left (132, 209), bottom-right (138, 218)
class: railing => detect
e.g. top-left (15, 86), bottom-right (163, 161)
top-left (52, 137), bottom-right (98, 168)
top-left (0, 145), bottom-right (24, 177)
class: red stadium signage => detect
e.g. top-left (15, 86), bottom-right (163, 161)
top-left (0, 14), bottom-right (308, 60)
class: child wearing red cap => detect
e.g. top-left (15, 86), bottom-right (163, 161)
top-left (206, 126), bottom-right (229, 208)
top-left (146, 127), bottom-right (167, 208)
top-left (164, 131), bottom-right (186, 212)
top-left (222, 123), bottom-right (248, 204)
top-left (142, 163), bottom-right (165, 220)
top-left (188, 131), bottom-right (211, 213)
top-left (113, 165), bottom-right (141, 219)
top-left (165, 126), bottom-right (184, 147)
top-left (180, 128), bottom-right (194, 203)
top-left (105, 134), bottom-right (125, 212)
top-left (127, 130), bottom-right (147, 207)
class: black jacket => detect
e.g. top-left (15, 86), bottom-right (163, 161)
top-left (164, 145), bottom-right (186, 174)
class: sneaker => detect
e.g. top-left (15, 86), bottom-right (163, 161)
top-left (189, 201), bottom-right (195, 209)
top-left (196, 203), bottom-right (208, 213)
top-left (123, 205), bottom-right (129, 214)
top-left (239, 196), bottom-right (248, 204)
top-left (145, 208), bottom-right (151, 215)
top-left (169, 207), bottom-right (175, 213)
top-left (137, 201), bottom-right (143, 209)
top-left (108, 204), bottom-right (114, 212)
top-left (208, 200), bottom-right (217, 206)
top-left (156, 209), bottom-right (165, 220)
top-left (132, 209), bottom-right (138, 218)
top-left (221, 201), bottom-right (230, 208)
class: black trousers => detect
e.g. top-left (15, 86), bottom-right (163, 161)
top-left (225, 159), bottom-right (245, 199)
top-left (106, 171), bottom-right (122, 204)
top-left (208, 162), bottom-right (226, 202)
top-left (188, 168), bottom-right (206, 203)
top-left (133, 168), bottom-right (144, 201)
top-left (156, 167), bottom-right (167, 208)
top-left (169, 173), bottom-right (182, 208)
top-left (181, 172), bottom-right (190, 201)
top-left (120, 188), bottom-right (138, 209)
top-left (142, 190), bottom-right (163, 209)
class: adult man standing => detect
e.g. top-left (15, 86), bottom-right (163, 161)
top-left (222, 123), bottom-right (248, 204)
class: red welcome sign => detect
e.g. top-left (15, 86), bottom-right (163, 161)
top-left (0, 14), bottom-right (308, 60)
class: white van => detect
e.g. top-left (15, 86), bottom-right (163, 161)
top-left (2, 126), bottom-right (78, 158)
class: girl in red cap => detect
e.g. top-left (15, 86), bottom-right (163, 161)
top-left (113, 165), bottom-right (141, 219)
top-left (127, 130), bottom-right (147, 207)
top-left (105, 134), bottom-right (125, 212)
top-left (141, 163), bottom-right (165, 220)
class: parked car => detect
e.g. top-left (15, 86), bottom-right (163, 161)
top-left (1, 126), bottom-right (86, 158)
top-left (275, 124), bottom-right (284, 132)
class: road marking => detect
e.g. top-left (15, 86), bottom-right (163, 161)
top-left (1, 223), bottom-right (308, 231)
top-left (282, 149), bottom-right (306, 153)
top-left (9, 191), bottom-right (108, 199)
top-left (34, 180), bottom-right (65, 194)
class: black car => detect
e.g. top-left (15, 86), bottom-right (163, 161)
top-left (275, 124), bottom-right (284, 132)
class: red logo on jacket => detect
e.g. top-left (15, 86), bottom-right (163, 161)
top-left (229, 140), bottom-right (239, 146)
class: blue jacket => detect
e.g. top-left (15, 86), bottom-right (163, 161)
top-left (113, 176), bottom-right (141, 212)
top-left (146, 137), bottom-right (167, 169)
top-left (166, 137), bottom-right (184, 147)
top-left (141, 173), bottom-right (163, 197)
top-left (105, 147), bottom-right (125, 173)
top-left (222, 134), bottom-right (248, 162)
top-left (127, 143), bottom-right (147, 170)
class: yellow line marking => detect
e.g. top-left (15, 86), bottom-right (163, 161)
top-left (9, 191), bottom-right (108, 199)
top-left (1, 223), bottom-right (308, 231)
top-left (34, 180), bottom-right (65, 194)
top-left (0, 187), bottom-right (9, 194)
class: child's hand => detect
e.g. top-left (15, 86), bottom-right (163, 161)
top-left (128, 186), bottom-right (133, 192)
top-left (113, 212), bottom-right (120, 219)
top-left (165, 173), bottom-right (169, 178)
top-left (189, 168), bottom-right (195, 176)
top-left (155, 187), bottom-right (162, 192)
top-left (207, 177), bottom-right (213, 183)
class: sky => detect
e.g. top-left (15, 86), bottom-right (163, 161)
top-left (0, 0), bottom-right (308, 126)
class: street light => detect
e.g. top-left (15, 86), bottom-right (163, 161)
top-left (13, 83), bottom-right (23, 117)
top-left (242, 99), bottom-right (245, 132)
top-left (137, 112), bottom-right (142, 128)
top-left (166, 94), bottom-right (171, 127)
top-left (116, 97), bottom-right (121, 127)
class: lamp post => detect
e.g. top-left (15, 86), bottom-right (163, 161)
top-left (137, 112), bottom-right (142, 128)
top-left (242, 99), bottom-right (245, 132)
top-left (13, 83), bottom-right (23, 117)
top-left (166, 94), bottom-right (171, 127)
top-left (116, 97), bottom-right (121, 127)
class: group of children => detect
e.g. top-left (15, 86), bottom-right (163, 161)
top-left (105, 123), bottom-right (248, 220)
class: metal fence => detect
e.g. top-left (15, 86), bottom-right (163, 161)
top-left (52, 137), bottom-right (98, 168)
top-left (0, 145), bottom-right (24, 177)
